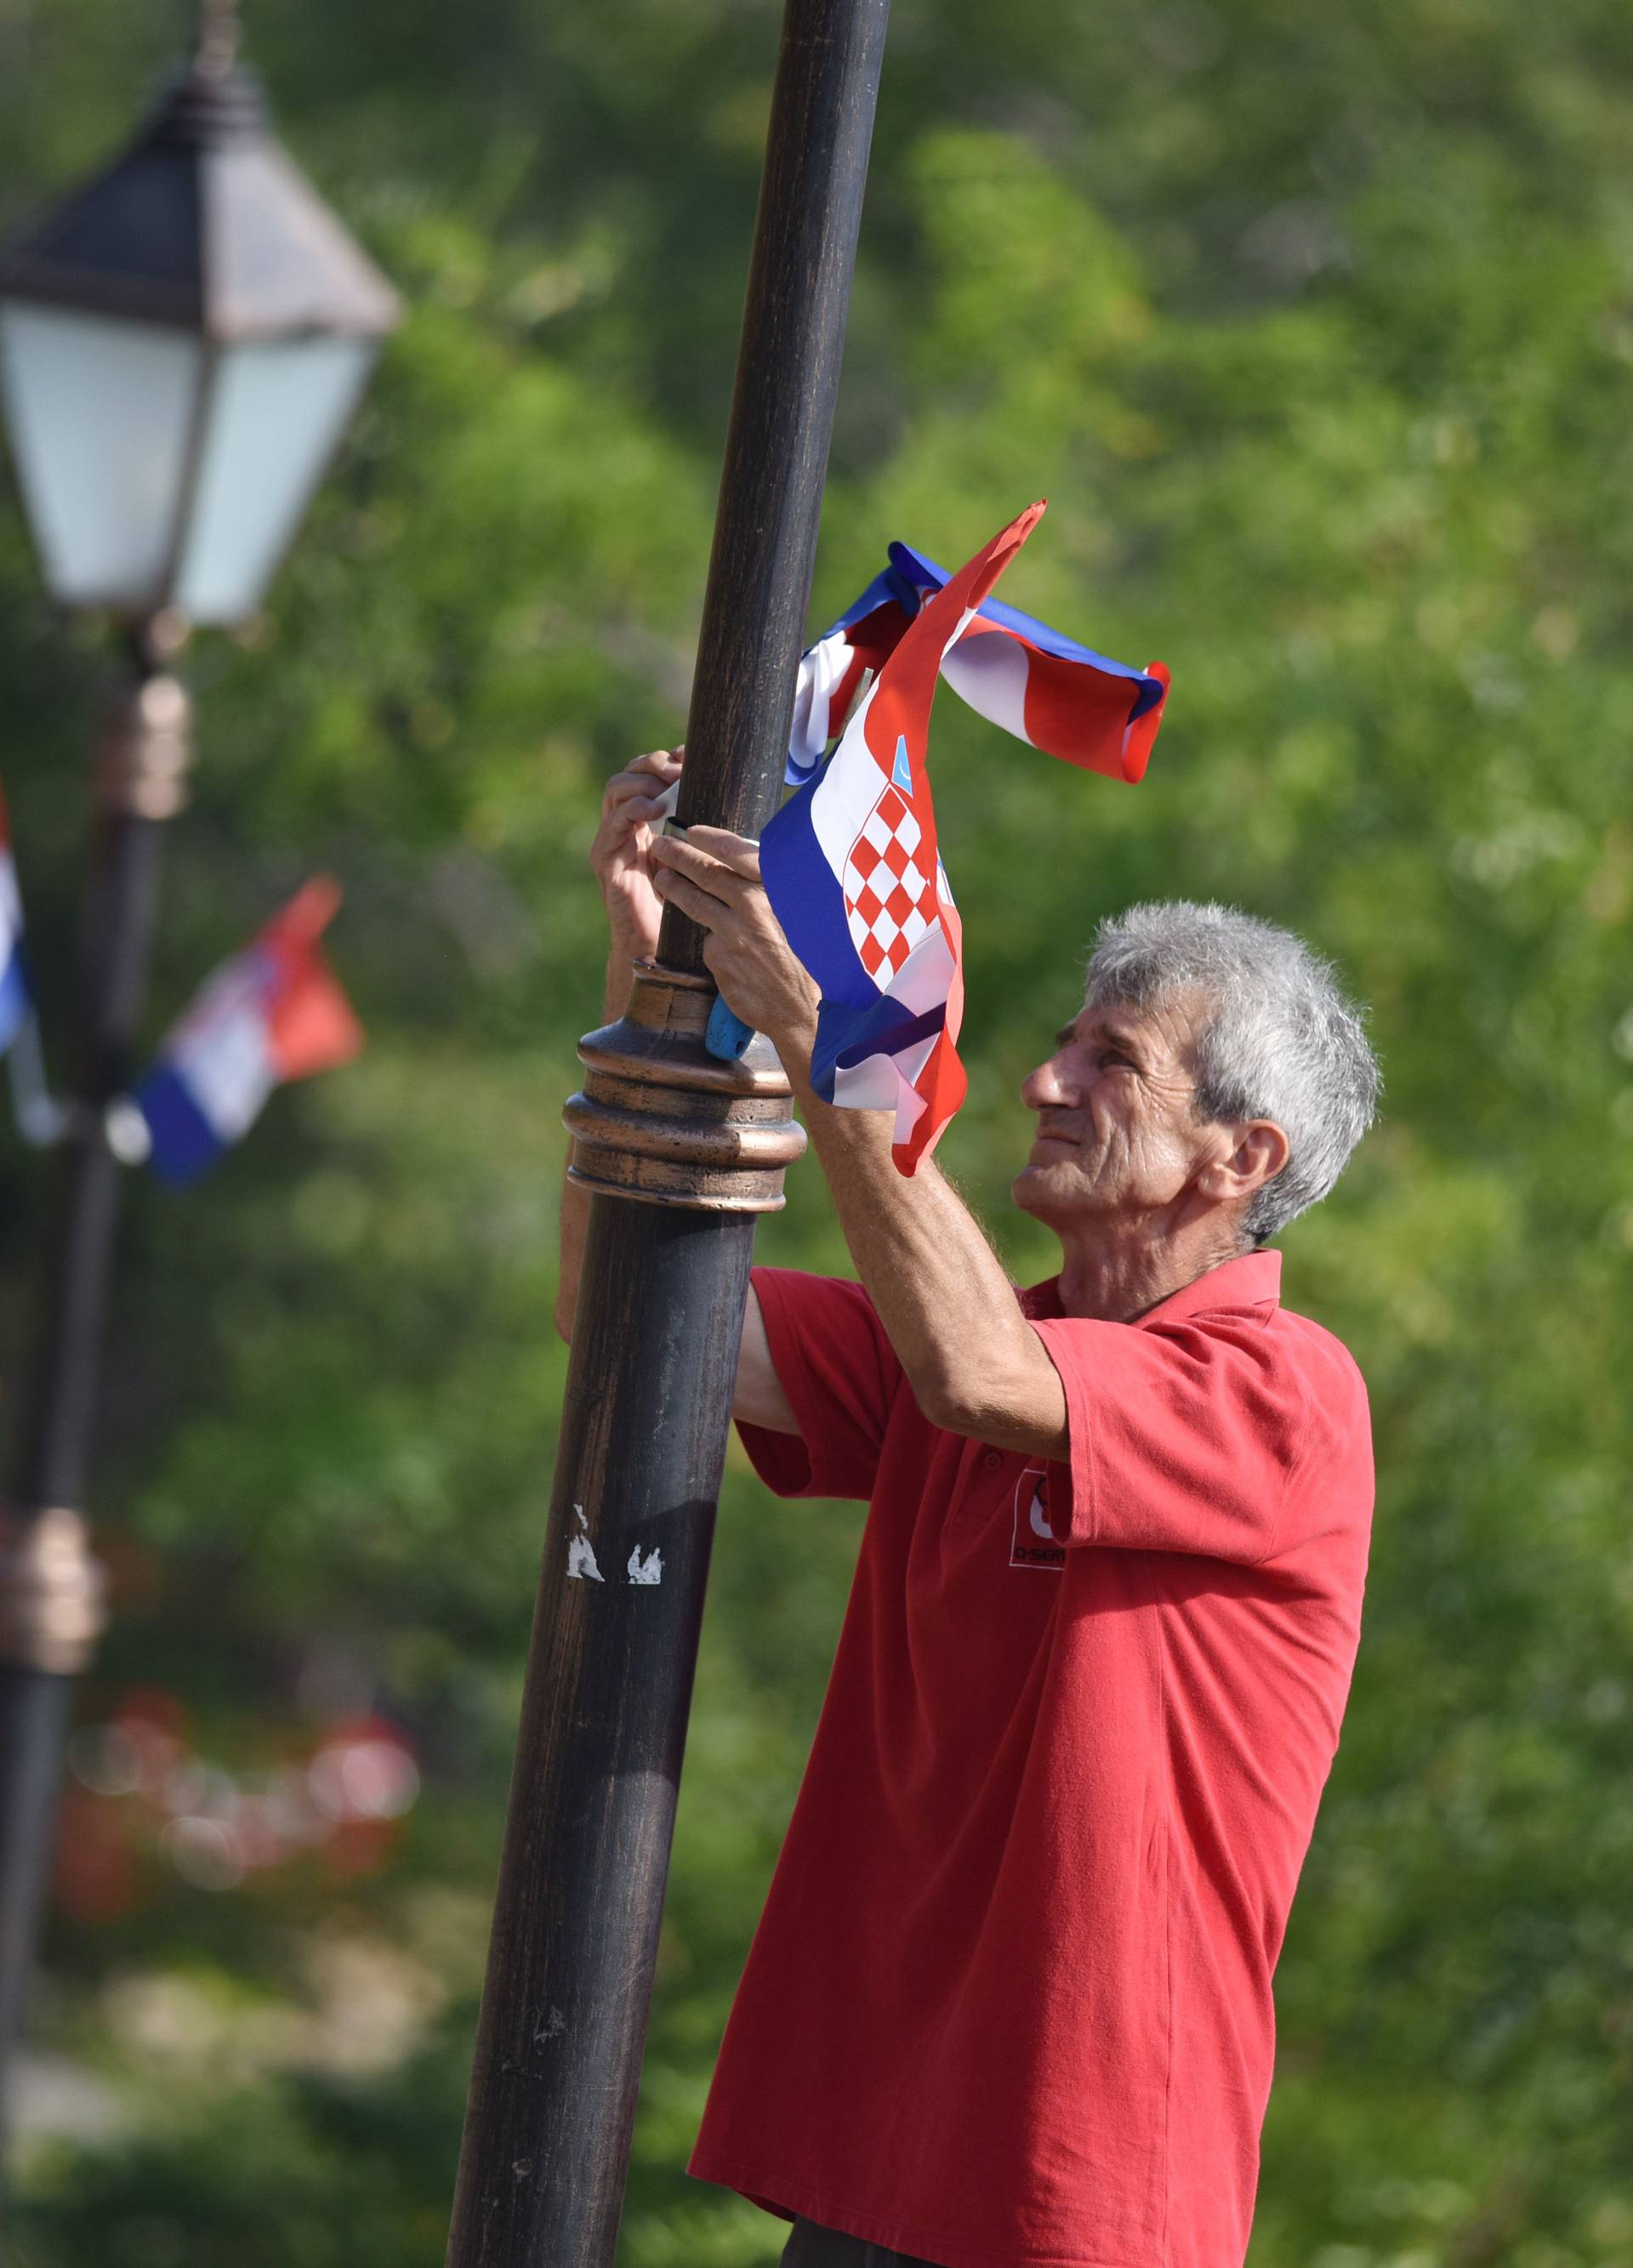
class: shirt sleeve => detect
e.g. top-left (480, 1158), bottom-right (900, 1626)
top-left (737, 1267), bottom-right (905, 1501)
top-left (1027, 1311), bottom-right (1314, 1565)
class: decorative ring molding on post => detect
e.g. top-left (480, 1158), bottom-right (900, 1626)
top-left (0, 1510), bottom-right (107, 1679)
top-left (95, 671), bottom-right (194, 822)
top-left (564, 961), bottom-right (805, 1213)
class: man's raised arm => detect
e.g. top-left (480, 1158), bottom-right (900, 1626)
top-left (649, 825), bottom-right (1071, 1458)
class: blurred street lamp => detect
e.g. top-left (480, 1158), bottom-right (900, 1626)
top-left (0, 0), bottom-right (398, 2174)
top-left (0, 0), bottom-right (397, 628)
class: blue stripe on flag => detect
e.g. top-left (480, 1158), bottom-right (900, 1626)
top-left (135, 1062), bottom-right (227, 1187)
top-left (826, 561), bottom-right (914, 635)
top-left (0, 952), bottom-right (28, 1056)
top-left (811, 994), bottom-right (947, 1104)
top-left (833, 998), bottom-right (947, 1070)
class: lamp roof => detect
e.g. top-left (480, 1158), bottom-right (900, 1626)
top-left (0, 6), bottom-right (401, 342)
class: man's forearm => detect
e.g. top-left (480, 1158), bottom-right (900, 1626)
top-left (788, 1058), bottom-right (1066, 1452)
top-left (643, 819), bottom-right (1068, 1453)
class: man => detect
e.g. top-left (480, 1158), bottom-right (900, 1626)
top-left (557, 746), bottom-right (1381, 2268)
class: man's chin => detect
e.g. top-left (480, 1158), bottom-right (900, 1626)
top-left (1015, 1151), bottom-right (1117, 1225)
top-left (1012, 1158), bottom-right (1073, 1219)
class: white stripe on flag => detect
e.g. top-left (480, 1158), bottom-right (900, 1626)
top-left (939, 631), bottom-right (1035, 746)
top-left (884, 924), bottom-right (955, 1015)
top-left (829, 1051), bottom-right (904, 1111)
top-left (827, 924), bottom-right (954, 1114)
top-left (790, 634), bottom-right (857, 776)
top-left (0, 853), bottom-right (22, 941)
top-left (810, 678), bottom-right (891, 883)
top-left (170, 969), bottom-right (277, 1141)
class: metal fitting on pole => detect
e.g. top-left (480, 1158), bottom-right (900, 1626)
top-left (0, 1509), bottom-right (107, 1678)
top-left (565, 960), bottom-right (805, 1213)
top-left (95, 669), bottom-right (194, 821)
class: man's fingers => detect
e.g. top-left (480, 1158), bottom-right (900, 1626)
top-left (601, 747), bottom-right (683, 815)
top-left (651, 867), bottom-right (720, 928)
top-left (682, 826), bottom-right (762, 882)
top-left (650, 833), bottom-right (754, 904)
top-left (604, 767), bottom-right (676, 811)
top-left (605, 770), bottom-right (663, 804)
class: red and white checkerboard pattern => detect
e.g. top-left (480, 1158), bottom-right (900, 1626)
top-left (843, 786), bottom-right (939, 980)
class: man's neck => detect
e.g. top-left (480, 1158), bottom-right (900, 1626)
top-left (1054, 1219), bottom-right (1249, 1322)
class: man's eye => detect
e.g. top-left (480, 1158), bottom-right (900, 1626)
top-left (1099, 1051), bottom-right (1131, 1070)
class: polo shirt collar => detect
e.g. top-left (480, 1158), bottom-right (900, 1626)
top-left (1024, 1248), bottom-right (1282, 1328)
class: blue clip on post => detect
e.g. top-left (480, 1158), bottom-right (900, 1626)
top-left (705, 996), bottom-right (755, 1060)
top-left (659, 799), bottom-right (758, 1061)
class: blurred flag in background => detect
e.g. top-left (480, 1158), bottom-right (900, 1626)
top-left (0, 782), bottom-right (31, 1057)
top-left (135, 878), bottom-right (363, 1186)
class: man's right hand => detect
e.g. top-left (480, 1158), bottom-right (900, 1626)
top-left (567, 741), bottom-right (799, 1435)
top-left (589, 746), bottom-right (683, 968)
top-left (561, 747), bottom-right (683, 1339)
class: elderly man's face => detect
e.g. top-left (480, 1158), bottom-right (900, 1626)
top-left (1014, 988), bottom-right (1223, 1231)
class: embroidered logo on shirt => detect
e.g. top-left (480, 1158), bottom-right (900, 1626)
top-left (1010, 1468), bottom-right (1064, 1571)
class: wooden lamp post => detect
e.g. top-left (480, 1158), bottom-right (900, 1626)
top-left (445, 2), bottom-right (891, 2262)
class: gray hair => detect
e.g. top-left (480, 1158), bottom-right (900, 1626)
top-left (1085, 901), bottom-right (1380, 1243)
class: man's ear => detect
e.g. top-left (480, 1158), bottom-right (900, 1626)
top-left (1198, 1119), bottom-right (1289, 1208)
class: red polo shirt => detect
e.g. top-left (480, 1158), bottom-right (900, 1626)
top-left (689, 1250), bottom-right (1374, 2268)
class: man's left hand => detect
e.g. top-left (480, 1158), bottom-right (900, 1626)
top-left (649, 827), bottom-right (820, 1074)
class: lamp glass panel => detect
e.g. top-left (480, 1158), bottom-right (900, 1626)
top-left (175, 335), bottom-right (376, 623)
top-left (0, 303), bottom-right (201, 611)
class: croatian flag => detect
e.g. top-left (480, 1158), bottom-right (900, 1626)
top-left (0, 785), bottom-right (29, 1057)
top-left (788, 537), bottom-right (1169, 788)
top-left (135, 878), bottom-right (363, 1186)
top-left (765, 501), bottom-right (1107, 1175)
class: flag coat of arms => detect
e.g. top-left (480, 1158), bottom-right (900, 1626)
top-left (0, 785), bottom-right (30, 1057)
top-left (762, 501), bottom-right (1166, 1174)
top-left (788, 537), bottom-right (1169, 788)
top-left (135, 878), bottom-right (363, 1185)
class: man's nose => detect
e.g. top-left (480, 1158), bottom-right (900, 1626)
top-left (1021, 1054), bottom-right (1071, 1110)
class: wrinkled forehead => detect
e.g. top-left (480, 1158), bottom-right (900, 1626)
top-left (1065, 979), bottom-right (1212, 1063)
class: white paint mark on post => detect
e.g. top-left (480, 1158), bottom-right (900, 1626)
top-left (626, 1543), bottom-right (663, 1586)
top-left (567, 1503), bottom-right (604, 1583)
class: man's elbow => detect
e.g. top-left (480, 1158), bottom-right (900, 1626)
top-left (913, 1356), bottom-right (1048, 1446)
top-left (911, 1360), bottom-right (995, 1438)
top-left (554, 1291), bottom-right (574, 1345)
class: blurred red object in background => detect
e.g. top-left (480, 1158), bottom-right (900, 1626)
top-left (53, 1688), bottom-right (420, 1913)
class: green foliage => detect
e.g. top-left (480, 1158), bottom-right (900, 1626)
top-left (3, 0), bottom-right (1633, 2262)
